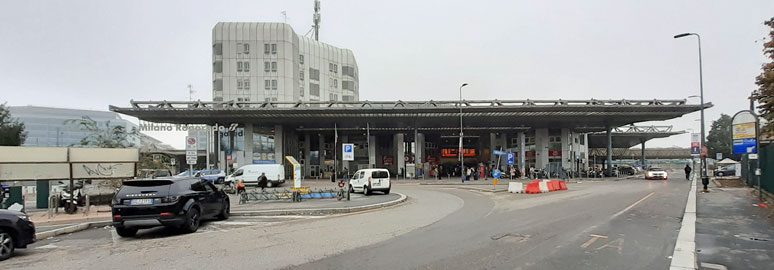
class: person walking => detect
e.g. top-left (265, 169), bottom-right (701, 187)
top-left (257, 172), bottom-right (268, 192)
top-left (684, 164), bottom-right (692, 180)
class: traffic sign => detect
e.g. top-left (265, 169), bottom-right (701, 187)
top-left (186, 156), bottom-right (198, 161)
top-left (186, 150), bottom-right (197, 156)
top-left (493, 150), bottom-right (507, 156)
top-left (187, 159), bottom-right (196, 165)
top-left (732, 111), bottom-right (758, 154)
top-left (343, 143), bottom-right (354, 161)
top-left (185, 136), bottom-right (197, 151)
top-left (506, 153), bottom-right (515, 165)
top-left (749, 153), bottom-right (759, 160)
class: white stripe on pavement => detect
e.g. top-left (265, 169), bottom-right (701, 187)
top-left (669, 173), bottom-right (698, 270)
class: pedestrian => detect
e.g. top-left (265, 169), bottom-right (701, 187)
top-left (434, 167), bottom-right (441, 180)
top-left (684, 164), bottom-right (692, 180)
top-left (257, 172), bottom-right (268, 192)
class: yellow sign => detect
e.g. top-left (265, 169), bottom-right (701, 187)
top-left (733, 123), bottom-right (756, 139)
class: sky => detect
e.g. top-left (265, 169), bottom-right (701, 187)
top-left (1, 0), bottom-right (772, 149)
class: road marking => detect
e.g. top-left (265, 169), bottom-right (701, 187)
top-left (612, 192), bottom-right (655, 219)
top-left (700, 262), bottom-right (728, 270)
top-left (596, 238), bottom-right (624, 255)
top-left (580, 234), bottom-right (608, 248)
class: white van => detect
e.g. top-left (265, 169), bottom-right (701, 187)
top-left (348, 168), bottom-right (391, 195)
top-left (225, 164), bottom-right (285, 187)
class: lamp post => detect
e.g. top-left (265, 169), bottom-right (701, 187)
top-left (459, 83), bottom-right (468, 182)
top-left (675, 32), bottom-right (708, 191)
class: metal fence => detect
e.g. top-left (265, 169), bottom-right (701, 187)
top-left (741, 144), bottom-right (773, 194)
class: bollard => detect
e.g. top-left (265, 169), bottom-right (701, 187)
top-left (83, 195), bottom-right (90, 216)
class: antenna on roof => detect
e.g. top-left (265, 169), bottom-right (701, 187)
top-left (312, 0), bottom-right (321, 41)
top-left (188, 84), bottom-right (195, 101)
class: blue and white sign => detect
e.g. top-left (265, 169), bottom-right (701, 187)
top-left (733, 138), bottom-right (757, 154)
top-left (507, 153), bottom-right (515, 165)
top-left (343, 143), bottom-right (355, 161)
top-left (493, 150), bottom-right (507, 156)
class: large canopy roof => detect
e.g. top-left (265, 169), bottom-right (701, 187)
top-left (587, 126), bottom-right (684, 148)
top-left (110, 99), bottom-right (709, 133)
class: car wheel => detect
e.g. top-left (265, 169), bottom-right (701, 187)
top-left (0, 229), bottom-right (14, 261)
top-left (218, 200), bottom-right (230, 220)
top-left (181, 207), bottom-right (201, 233)
top-left (364, 185), bottom-right (371, 196)
top-left (115, 227), bottom-right (138, 237)
top-left (384, 188), bottom-right (390, 195)
top-left (267, 181), bottom-right (274, 188)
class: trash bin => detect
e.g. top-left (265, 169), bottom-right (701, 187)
top-left (2, 186), bottom-right (24, 211)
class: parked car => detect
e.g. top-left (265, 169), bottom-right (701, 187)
top-left (645, 167), bottom-right (668, 180)
top-left (349, 168), bottom-right (391, 195)
top-left (111, 178), bottom-right (229, 237)
top-left (224, 164), bottom-right (285, 188)
top-left (618, 166), bottom-right (635, 175)
top-left (714, 167), bottom-right (736, 177)
top-left (0, 209), bottom-right (36, 261)
top-left (198, 170), bottom-right (227, 184)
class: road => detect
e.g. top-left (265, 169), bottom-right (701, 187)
top-left (4, 175), bottom-right (692, 270)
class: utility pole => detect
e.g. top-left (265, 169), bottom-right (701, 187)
top-left (313, 0), bottom-right (321, 41)
top-left (188, 84), bottom-right (195, 101)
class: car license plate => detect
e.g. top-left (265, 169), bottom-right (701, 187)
top-left (130, 199), bottom-right (153, 205)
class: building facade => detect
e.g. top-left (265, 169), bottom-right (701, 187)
top-left (212, 22), bottom-right (359, 103)
top-left (9, 106), bottom-right (171, 150)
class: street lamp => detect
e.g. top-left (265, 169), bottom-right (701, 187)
top-left (674, 32), bottom-right (708, 191)
top-left (459, 83), bottom-right (468, 182)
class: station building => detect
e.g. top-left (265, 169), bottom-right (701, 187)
top-left (111, 99), bottom-right (708, 178)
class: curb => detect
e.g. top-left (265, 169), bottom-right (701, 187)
top-left (669, 173), bottom-right (698, 270)
top-left (35, 220), bottom-right (113, 240)
top-left (231, 192), bottom-right (407, 216)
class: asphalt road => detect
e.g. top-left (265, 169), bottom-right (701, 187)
top-left (3, 176), bottom-right (692, 270)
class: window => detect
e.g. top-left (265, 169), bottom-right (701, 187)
top-left (264, 62), bottom-right (270, 72)
top-left (271, 44), bottom-right (276, 54)
top-left (244, 61), bottom-right (250, 72)
top-left (213, 61), bottom-right (222, 73)
top-left (343, 66), bottom-right (355, 77)
top-left (329, 93), bottom-right (334, 100)
top-left (237, 79), bottom-right (243, 90)
top-left (309, 68), bottom-right (320, 80)
top-left (237, 97), bottom-right (243, 101)
top-left (342, 80), bottom-right (355, 90)
top-left (310, 83), bottom-right (320, 96)
top-left (334, 64), bottom-right (338, 73)
top-left (264, 44), bottom-right (270, 54)
top-left (300, 70), bottom-right (304, 80)
top-left (329, 78), bottom-right (333, 87)
top-left (244, 79), bottom-right (250, 90)
top-left (244, 97), bottom-right (250, 102)
top-left (271, 79), bottom-right (277, 90)
top-left (265, 98), bottom-right (271, 102)
top-left (213, 43), bottom-right (223, 55)
top-left (342, 95), bottom-right (354, 102)
top-left (299, 54), bottom-right (304, 64)
top-left (237, 62), bottom-right (243, 72)
top-left (243, 43), bottom-right (249, 54)
top-left (264, 80), bottom-right (270, 90)
top-left (300, 85), bottom-right (304, 97)
top-left (213, 79), bottom-right (223, 91)
top-left (334, 79), bottom-right (338, 88)
top-left (329, 63), bottom-right (334, 72)
top-left (271, 62), bottom-right (277, 72)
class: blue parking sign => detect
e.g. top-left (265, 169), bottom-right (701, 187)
top-left (507, 153), bottom-right (515, 165)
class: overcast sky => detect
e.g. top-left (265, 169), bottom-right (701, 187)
top-left (1, 0), bottom-right (772, 149)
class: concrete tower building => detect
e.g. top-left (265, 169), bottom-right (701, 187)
top-left (211, 22), bottom-right (359, 103)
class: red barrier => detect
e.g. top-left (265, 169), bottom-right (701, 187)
top-left (525, 183), bottom-right (541, 194)
top-left (550, 180), bottom-right (560, 191)
top-left (559, 181), bottom-right (568, 190)
top-left (547, 181), bottom-right (556, 191)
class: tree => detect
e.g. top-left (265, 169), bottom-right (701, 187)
top-left (754, 17), bottom-right (774, 131)
top-left (64, 116), bottom-right (138, 148)
top-left (0, 102), bottom-right (26, 146)
top-left (706, 114), bottom-right (734, 160)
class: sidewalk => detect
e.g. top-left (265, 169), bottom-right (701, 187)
top-left (28, 205), bottom-right (113, 226)
top-left (695, 180), bottom-right (774, 270)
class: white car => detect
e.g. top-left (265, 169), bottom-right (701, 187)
top-left (225, 164), bottom-right (285, 187)
top-left (349, 168), bottom-right (391, 195)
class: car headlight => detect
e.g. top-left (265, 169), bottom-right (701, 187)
top-left (17, 214), bottom-right (30, 222)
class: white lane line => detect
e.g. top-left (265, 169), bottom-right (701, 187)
top-left (669, 174), bottom-right (698, 270)
top-left (611, 192), bottom-right (655, 219)
top-left (700, 262), bottom-right (727, 270)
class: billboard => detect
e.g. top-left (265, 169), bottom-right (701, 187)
top-left (731, 111), bottom-right (758, 154)
top-left (0, 146), bottom-right (139, 181)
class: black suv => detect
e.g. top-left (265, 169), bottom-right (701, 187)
top-left (0, 209), bottom-right (36, 261)
top-left (111, 178), bottom-right (230, 237)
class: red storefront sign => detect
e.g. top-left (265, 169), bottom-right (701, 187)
top-left (549, 150), bottom-right (562, 157)
top-left (441, 148), bottom-right (476, 157)
top-left (382, 156), bottom-right (394, 165)
top-left (525, 151), bottom-right (536, 158)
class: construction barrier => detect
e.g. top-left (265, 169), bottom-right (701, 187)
top-left (508, 182), bottom-right (524, 193)
top-left (525, 183), bottom-right (541, 194)
top-left (538, 181), bottom-right (549, 193)
top-left (544, 180), bottom-right (556, 192)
